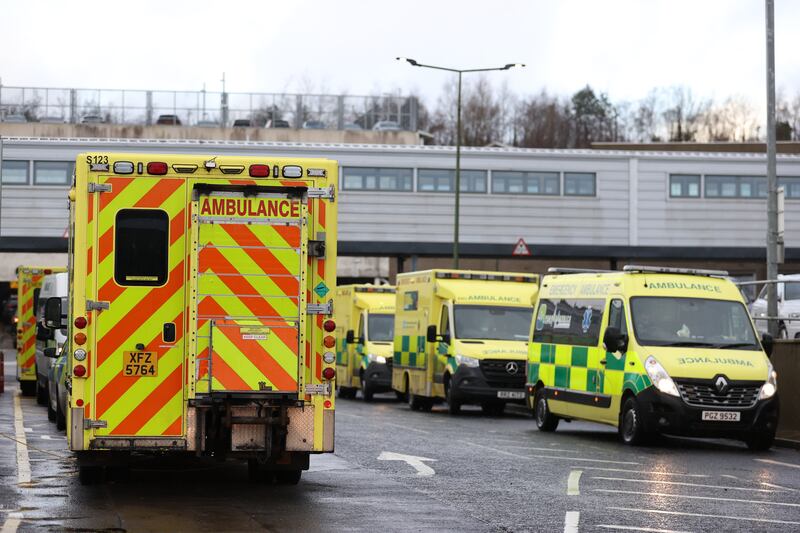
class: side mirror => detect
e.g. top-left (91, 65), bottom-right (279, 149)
top-left (36, 323), bottom-right (54, 341)
top-left (44, 347), bottom-right (57, 359)
top-left (44, 297), bottom-right (67, 329)
top-left (346, 330), bottom-right (355, 344)
top-left (426, 325), bottom-right (438, 343)
top-left (603, 327), bottom-right (628, 354)
top-left (761, 332), bottom-right (774, 358)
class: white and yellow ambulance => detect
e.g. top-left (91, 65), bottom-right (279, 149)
top-left (334, 285), bottom-right (396, 401)
top-left (392, 270), bottom-right (538, 415)
top-left (527, 265), bottom-right (779, 450)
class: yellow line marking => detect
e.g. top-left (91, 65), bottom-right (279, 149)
top-left (607, 506), bottom-right (800, 526)
top-left (1, 512), bottom-right (23, 533)
top-left (568, 470), bottom-right (582, 496)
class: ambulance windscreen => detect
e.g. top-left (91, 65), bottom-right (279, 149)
top-left (453, 305), bottom-right (532, 341)
top-left (367, 314), bottom-right (394, 342)
top-left (630, 297), bottom-right (759, 349)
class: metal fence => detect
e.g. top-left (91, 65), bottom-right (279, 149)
top-left (0, 86), bottom-right (419, 131)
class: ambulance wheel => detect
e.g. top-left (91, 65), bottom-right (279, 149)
top-left (19, 381), bottom-right (36, 396)
top-left (395, 390), bottom-right (407, 402)
top-left (745, 429), bottom-right (776, 451)
top-left (361, 378), bottom-right (374, 402)
top-left (482, 402), bottom-right (505, 417)
top-left (408, 393), bottom-right (424, 411)
top-left (534, 389), bottom-right (559, 432)
top-left (247, 460), bottom-right (275, 483)
top-left (420, 398), bottom-right (434, 412)
top-left (79, 465), bottom-right (105, 485)
top-left (275, 469), bottom-right (302, 485)
top-left (619, 396), bottom-right (650, 446)
top-left (445, 380), bottom-right (461, 415)
top-left (337, 386), bottom-right (356, 400)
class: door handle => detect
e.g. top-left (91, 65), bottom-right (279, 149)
top-left (599, 359), bottom-right (607, 365)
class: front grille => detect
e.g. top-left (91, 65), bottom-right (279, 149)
top-left (479, 359), bottom-right (526, 388)
top-left (675, 380), bottom-right (760, 409)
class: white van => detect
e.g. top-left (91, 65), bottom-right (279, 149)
top-left (34, 272), bottom-right (68, 405)
top-left (750, 274), bottom-right (800, 339)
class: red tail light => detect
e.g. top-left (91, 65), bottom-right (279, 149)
top-left (323, 319), bottom-right (336, 332)
top-left (74, 332), bottom-right (87, 345)
top-left (76, 398), bottom-right (84, 407)
top-left (322, 367), bottom-right (335, 380)
top-left (147, 162), bottom-right (168, 175)
top-left (323, 336), bottom-right (335, 348)
top-left (44, 269), bottom-right (52, 275)
top-left (74, 316), bottom-right (87, 329)
top-left (249, 164), bottom-right (270, 177)
top-left (74, 365), bottom-right (87, 377)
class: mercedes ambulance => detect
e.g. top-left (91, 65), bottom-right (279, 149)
top-left (334, 285), bottom-right (396, 401)
top-left (15, 265), bottom-right (66, 396)
top-left (527, 265), bottom-right (779, 450)
top-left (46, 152), bottom-right (338, 483)
top-left (392, 270), bottom-right (538, 415)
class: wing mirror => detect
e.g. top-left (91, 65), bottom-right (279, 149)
top-left (603, 327), bottom-right (628, 354)
top-left (44, 297), bottom-right (67, 330)
top-left (426, 325), bottom-right (450, 344)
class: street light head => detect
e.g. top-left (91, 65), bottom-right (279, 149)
top-left (396, 57), bottom-right (419, 66)
top-left (503, 63), bottom-right (526, 70)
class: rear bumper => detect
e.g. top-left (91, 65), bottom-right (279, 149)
top-left (363, 362), bottom-right (392, 392)
top-left (637, 387), bottom-right (780, 439)
top-left (451, 366), bottom-right (526, 405)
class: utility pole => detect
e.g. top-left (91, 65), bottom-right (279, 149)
top-left (765, 0), bottom-right (779, 337)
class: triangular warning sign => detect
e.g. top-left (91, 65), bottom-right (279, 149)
top-left (512, 238), bottom-right (531, 256)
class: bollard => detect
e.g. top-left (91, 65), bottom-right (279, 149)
top-left (0, 350), bottom-right (4, 393)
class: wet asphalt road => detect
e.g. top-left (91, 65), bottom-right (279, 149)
top-left (1, 352), bottom-right (799, 532)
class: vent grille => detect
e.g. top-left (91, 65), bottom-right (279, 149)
top-left (676, 380), bottom-right (760, 409)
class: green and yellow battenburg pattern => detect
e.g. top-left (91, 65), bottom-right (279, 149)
top-left (393, 335), bottom-right (426, 368)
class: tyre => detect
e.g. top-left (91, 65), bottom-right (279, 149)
top-left (55, 400), bottom-right (66, 431)
top-left (619, 396), bottom-right (650, 446)
top-left (482, 402), bottom-right (505, 417)
top-left (47, 394), bottom-right (56, 422)
top-left (408, 392), bottom-right (426, 411)
top-left (446, 379), bottom-right (461, 415)
top-left (275, 469), bottom-right (302, 485)
top-left (361, 378), bottom-right (374, 402)
top-left (36, 381), bottom-right (48, 406)
top-left (534, 389), bottom-right (559, 432)
top-left (394, 390), bottom-right (407, 402)
top-left (337, 386), bottom-right (356, 400)
top-left (247, 460), bottom-right (275, 483)
top-left (745, 429), bottom-right (776, 451)
top-left (19, 380), bottom-right (36, 396)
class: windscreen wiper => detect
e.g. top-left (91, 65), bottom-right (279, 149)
top-left (715, 342), bottom-right (759, 349)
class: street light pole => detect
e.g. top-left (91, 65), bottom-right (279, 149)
top-left (397, 58), bottom-right (525, 269)
top-left (765, 0), bottom-right (779, 337)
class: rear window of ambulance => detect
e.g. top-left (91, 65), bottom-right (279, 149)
top-left (114, 209), bottom-right (169, 286)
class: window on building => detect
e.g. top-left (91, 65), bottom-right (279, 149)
top-left (778, 177), bottom-right (800, 199)
top-left (417, 169), bottom-right (487, 193)
top-left (1, 160), bottom-right (30, 184)
top-left (492, 171), bottom-right (560, 195)
top-left (342, 167), bottom-right (413, 191)
top-left (33, 161), bottom-right (74, 185)
top-left (669, 174), bottom-right (700, 198)
top-left (114, 209), bottom-right (169, 286)
top-left (564, 172), bottom-right (596, 196)
top-left (705, 175), bottom-right (767, 198)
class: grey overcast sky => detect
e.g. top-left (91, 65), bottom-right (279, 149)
top-left (2, 0), bottom-right (800, 110)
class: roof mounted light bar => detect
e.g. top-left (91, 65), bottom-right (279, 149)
top-left (435, 272), bottom-right (539, 283)
top-left (547, 268), bottom-right (615, 275)
top-left (623, 265), bottom-right (729, 277)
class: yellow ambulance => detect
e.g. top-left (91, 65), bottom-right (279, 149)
top-left (392, 270), bottom-right (538, 415)
top-left (334, 285), bottom-right (396, 401)
top-left (527, 265), bottom-right (779, 450)
top-left (45, 152), bottom-right (338, 484)
top-left (15, 265), bottom-right (66, 396)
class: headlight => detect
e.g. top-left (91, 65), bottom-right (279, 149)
top-left (789, 312), bottom-right (800, 319)
top-left (644, 356), bottom-right (679, 397)
top-left (759, 363), bottom-right (778, 400)
top-left (454, 354), bottom-right (480, 367)
top-left (367, 353), bottom-right (386, 364)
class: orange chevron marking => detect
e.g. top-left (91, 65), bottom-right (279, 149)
top-left (110, 364), bottom-right (183, 435)
top-left (163, 415), bottom-right (183, 436)
top-left (98, 177), bottom-right (134, 210)
top-left (98, 228), bottom-right (114, 264)
top-left (133, 179), bottom-right (184, 209)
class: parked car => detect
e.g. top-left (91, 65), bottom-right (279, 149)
top-left (80, 114), bottom-right (105, 124)
top-left (302, 120), bottom-right (326, 129)
top-left (47, 345), bottom-right (68, 430)
top-left (2, 114), bottom-right (28, 123)
top-left (35, 273), bottom-right (68, 406)
top-left (343, 122), bottom-right (363, 130)
top-left (156, 114), bottom-right (182, 125)
top-left (232, 118), bottom-right (253, 127)
top-left (750, 274), bottom-right (800, 339)
top-left (266, 119), bottom-right (290, 128)
top-left (372, 120), bottom-right (401, 131)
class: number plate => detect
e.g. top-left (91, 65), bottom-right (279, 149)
top-left (701, 410), bottom-right (741, 422)
top-left (123, 351), bottom-right (157, 377)
top-left (497, 391), bottom-right (525, 400)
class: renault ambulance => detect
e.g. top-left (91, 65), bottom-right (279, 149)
top-left (392, 270), bottom-right (538, 415)
top-left (527, 265), bottom-right (779, 450)
top-left (334, 285), bottom-right (396, 401)
top-left (49, 151), bottom-right (338, 483)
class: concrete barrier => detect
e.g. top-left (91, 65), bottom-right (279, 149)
top-left (772, 340), bottom-right (800, 443)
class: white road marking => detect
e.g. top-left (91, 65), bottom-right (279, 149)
top-left (461, 441), bottom-right (639, 465)
top-left (496, 444), bottom-right (583, 453)
top-left (568, 470), bottom-right (582, 496)
top-left (592, 476), bottom-right (778, 493)
top-left (576, 466), bottom-right (708, 478)
top-left (607, 506), bottom-right (800, 526)
top-left (308, 453), bottom-right (352, 472)
top-left (39, 435), bottom-right (66, 441)
top-left (13, 396), bottom-right (30, 484)
top-left (761, 482), bottom-right (798, 492)
top-left (0, 512), bottom-right (23, 533)
top-left (595, 488), bottom-right (800, 508)
top-left (596, 525), bottom-right (692, 533)
top-left (563, 511), bottom-right (580, 533)
top-left (756, 458), bottom-right (800, 470)
top-left (720, 474), bottom-right (738, 480)
top-left (377, 451), bottom-right (436, 476)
